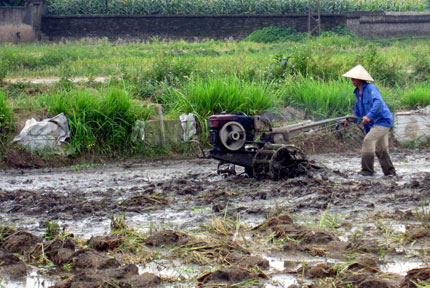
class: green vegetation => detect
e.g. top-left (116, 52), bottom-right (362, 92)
top-left (46, 0), bottom-right (430, 15)
top-left (400, 83), bottom-right (430, 109)
top-left (0, 91), bottom-right (13, 145)
top-left (245, 27), bottom-right (306, 43)
top-left (1, 30), bottom-right (430, 160)
top-left (37, 88), bottom-right (153, 155)
top-left (164, 76), bottom-right (277, 119)
top-left (282, 77), bottom-right (355, 119)
top-left (0, 0), bottom-right (25, 7)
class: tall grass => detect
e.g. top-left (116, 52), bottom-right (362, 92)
top-left (0, 90), bottom-right (14, 144)
top-left (282, 76), bottom-right (356, 119)
top-left (400, 83), bottom-right (430, 108)
top-left (164, 76), bottom-right (278, 118)
top-left (38, 88), bottom-right (152, 155)
top-left (46, 0), bottom-right (430, 15)
top-left (163, 76), bottom-right (279, 138)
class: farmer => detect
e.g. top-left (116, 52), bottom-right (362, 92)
top-left (342, 64), bottom-right (396, 176)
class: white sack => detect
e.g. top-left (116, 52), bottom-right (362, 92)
top-left (12, 113), bottom-right (70, 152)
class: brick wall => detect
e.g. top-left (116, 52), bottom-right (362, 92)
top-left (346, 11), bottom-right (430, 37)
top-left (2, 3), bottom-right (430, 43)
top-left (41, 14), bottom-right (345, 41)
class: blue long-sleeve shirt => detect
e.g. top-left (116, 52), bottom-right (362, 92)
top-left (353, 82), bottom-right (393, 133)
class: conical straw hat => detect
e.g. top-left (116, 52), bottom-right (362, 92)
top-left (342, 64), bottom-right (374, 82)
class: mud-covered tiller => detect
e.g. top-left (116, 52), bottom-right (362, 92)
top-left (207, 113), bottom-right (359, 180)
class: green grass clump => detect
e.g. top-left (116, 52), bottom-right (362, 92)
top-left (164, 76), bottom-right (278, 119)
top-left (400, 83), bottom-right (430, 109)
top-left (38, 88), bottom-right (152, 155)
top-left (164, 76), bottom-right (279, 139)
top-left (282, 77), bottom-right (355, 119)
top-left (0, 90), bottom-right (14, 144)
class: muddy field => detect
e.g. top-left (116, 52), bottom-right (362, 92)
top-left (1, 149), bottom-right (430, 287)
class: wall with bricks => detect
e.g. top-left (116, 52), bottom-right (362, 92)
top-left (41, 14), bottom-right (344, 41)
top-left (1, 1), bottom-right (430, 43)
top-left (346, 11), bottom-right (430, 37)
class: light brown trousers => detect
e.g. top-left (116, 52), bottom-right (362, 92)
top-left (361, 126), bottom-right (396, 176)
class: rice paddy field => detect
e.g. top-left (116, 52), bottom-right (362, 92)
top-left (1, 32), bottom-right (430, 160)
top-left (1, 27), bottom-right (430, 288)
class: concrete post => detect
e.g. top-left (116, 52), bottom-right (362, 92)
top-left (25, 0), bottom-right (47, 34)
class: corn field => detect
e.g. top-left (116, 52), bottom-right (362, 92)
top-left (47, 0), bottom-right (430, 15)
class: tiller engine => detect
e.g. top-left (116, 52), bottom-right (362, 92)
top-left (208, 113), bottom-right (358, 180)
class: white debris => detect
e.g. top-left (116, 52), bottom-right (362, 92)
top-left (180, 113), bottom-right (196, 142)
top-left (131, 120), bottom-right (145, 142)
top-left (12, 113), bottom-right (70, 153)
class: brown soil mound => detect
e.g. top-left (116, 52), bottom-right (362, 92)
top-left (197, 266), bottom-right (257, 284)
top-left (225, 254), bottom-right (269, 269)
top-left (402, 267), bottom-right (430, 288)
top-left (0, 250), bottom-right (27, 278)
top-left (2, 146), bottom-right (72, 169)
top-left (67, 249), bottom-right (120, 270)
top-left (144, 230), bottom-right (189, 246)
top-left (52, 267), bottom-right (160, 288)
top-left (87, 235), bottom-right (121, 251)
top-left (302, 263), bottom-right (337, 279)
top-left (1, 231), bottom-right (41, 254)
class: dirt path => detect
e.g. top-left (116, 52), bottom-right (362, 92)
top-left (1, 150), bottom-right (430, 287)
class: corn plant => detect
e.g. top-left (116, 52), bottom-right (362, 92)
top-left (46, 0), bottom-right (430, 15)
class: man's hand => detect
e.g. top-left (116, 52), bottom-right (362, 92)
top-left (362, 116), bottom-right (371, 125)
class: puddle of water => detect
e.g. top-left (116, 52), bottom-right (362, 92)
top-left (0, 270), bottom-right (56, 288)
top-left (380, 256), bottom-right (424, 275)
top-left (392, 223), bottom-right (407, 233)
top-left (139, 259), bottom-right (200, 280)
top-left (310, 152), bottom-right (430, 181)
top-left (262, 254), bottom-right (338, 287)
top-left (266, 274), bottom-right (298, 287)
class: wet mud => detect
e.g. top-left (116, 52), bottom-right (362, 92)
top-left (1, 149), bottom-right (430, 287)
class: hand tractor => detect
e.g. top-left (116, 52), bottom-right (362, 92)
top-left (207, 113), bottom-right (359, 180)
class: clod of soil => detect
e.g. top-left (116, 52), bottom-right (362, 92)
top-left (53, 248), bottom-right (75, 266)
top-left (87, 235), bottom-right (121, 251)
top-left (67, 249), bottom-right (120, 270)
top-left (197, 266), bottom-right (257, 284)
top-left (402, 267), bottom-right (430, 288)
top-left (0, 249), bottom-right (27, 278)
top-left (301, 263), bottom-right (337, 279)
top-left (127, 272), bottom-right (161, 287)
top-left (52, 266), bottom-right (159, 288)
top-left (144, 230), bottom-right (189, 246)
top-left (1, 231), bottom-right (41, 254)
top-left (342, 273), bottom-right (398, 288)
top-left (225, 254), bottom-right (270, 269)
top-left (405, 227), bottom-right (428, 240)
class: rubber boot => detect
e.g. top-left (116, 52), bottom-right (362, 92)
top-left (360, 153), bottom-right (375, 176)
top-left (376, 151), bottom-right (396, 176)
